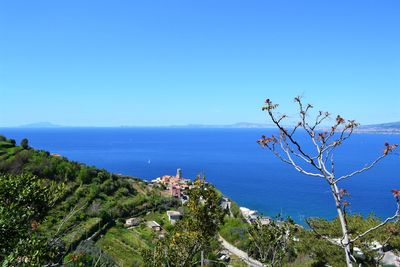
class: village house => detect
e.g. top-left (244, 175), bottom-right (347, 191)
top-left (180, 184), bottom-right (190, 190)
top-left (170, 184), bottom-right (181, 198)
top-left (240, 207), bottom-right (259, 223)
top-left (124, 217), bottom-right (140, 227)
top-left (220, 196), bottom-right (231, 209)
top-left (240, 207), bottom-right (258, 217)
top-left (146, 221), bottom-right (161, 231)
top-left (220, 197), bottom-right (233, 217)
top-left (166, 210), bottom-right (182, 225)
top-left (259, 216), bottom-right (272, 225)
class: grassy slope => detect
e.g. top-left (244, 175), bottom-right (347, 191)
top-left (0, 136), bottom-right (179, 266)
top-left (218, 195), bottom-right (250, 251)
top-left (96, 226), bottom-right (151, 266)
top-left (0, 135), bottom-right (255, 266)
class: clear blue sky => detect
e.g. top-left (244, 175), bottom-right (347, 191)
top-left (0, 0), bottom-right (399, 127)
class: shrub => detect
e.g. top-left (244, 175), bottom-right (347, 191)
top-left (20, 138), bottom-right (29, 149)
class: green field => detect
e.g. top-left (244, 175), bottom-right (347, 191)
top-left (62, 217), bottom-right (102, 246)
top-left (219, 216), bottom-right (250, 251)
top-left (96, 226), bottom-right (154, 267)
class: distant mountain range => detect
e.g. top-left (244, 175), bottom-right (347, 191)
top-left (357, 121), bottom-right (400, 134)
top-left (7, 121), bottom-right (400, 133)
top-left (135, 121), bottom-right (400, 133)
top-left (362, 121), bottom-right (400, 129)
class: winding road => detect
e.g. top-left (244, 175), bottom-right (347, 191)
top-left (218, 235), bottom-right (265, 267)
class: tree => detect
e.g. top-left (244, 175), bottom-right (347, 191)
top-left (77, 166), bottom-right (92, 184)
top-left (248, 218), bottom-right (297, 266)
top-left (258, 97), bottom-right (400, 266)
top-left (10, 139), bottom-right (16, 146)
top-left (20, 138), bottom-right (29, 149)
top-left (0, 173), bottom-right (63, 265)
top-left (142, 177), bottom-right (225, 266)
top-left (185, 177), bottom-right (226, 241)
top-left (302, 215), bottom-right (400, 266)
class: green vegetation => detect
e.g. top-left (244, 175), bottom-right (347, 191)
top-left (20, 138), bottom-right (29, 150)
top-left (142, 178), bottom-right (226, 266)
top-left (62, 217), bottom-right (102, 245)
top-left (96, 226), bottom-right (151, 266)
top-left (217, 189), bottom-right (251, 250)
top-left (294, 215), bottom-right (400, 266)
top-left (248, 218), bottom-right (297, 266)
top-left (219, 216), bottom-right (250, 250)
top-left (2, 133), bottom-right (399, 266)
top-left (0, 172), bottom-right (63, 265)
top-left (0, 135), bottom-right (178, 266)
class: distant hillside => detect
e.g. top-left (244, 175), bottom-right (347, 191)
top-left (357, 121), bottom-right (400, 134)
top-left (0, 134), bottom-right (179, 266)
top-left (0, 134), bottom-right (252, 266)
top-left (365, 121), bottom-right (400, 129)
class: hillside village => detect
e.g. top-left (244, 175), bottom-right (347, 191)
top-left (124, 168), bottom-right (234, 232)
top-left (148, 169), bottom-right (273, 234)
top-left (151, 168), bottom-right (192, 200)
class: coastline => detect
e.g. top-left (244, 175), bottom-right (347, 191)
top-left (354, 129), bottom-right (400, 135)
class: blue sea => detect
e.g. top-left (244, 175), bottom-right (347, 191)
top-left (1, 127), bottom-right (399, 225)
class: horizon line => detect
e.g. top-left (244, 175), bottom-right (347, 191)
top-left (1, 121), bottom-right (399, 129)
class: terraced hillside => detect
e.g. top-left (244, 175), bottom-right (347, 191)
top-left (0, 135), bottom-right (179, 266)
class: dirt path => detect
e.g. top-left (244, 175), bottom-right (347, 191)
top-left (218, 235), bottom-right (265, 267)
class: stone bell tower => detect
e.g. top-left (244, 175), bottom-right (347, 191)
top-left (176, 168), bottom-right (182, 179)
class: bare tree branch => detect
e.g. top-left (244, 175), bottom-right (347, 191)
top-left (306, 219), bottom-right (344, 248)
top-left (260, 97), bottom-right (399, 267)
top-left (335, 154), bottom-right (387, 183)
top-left (350, 200), bottom-right (400, 243)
